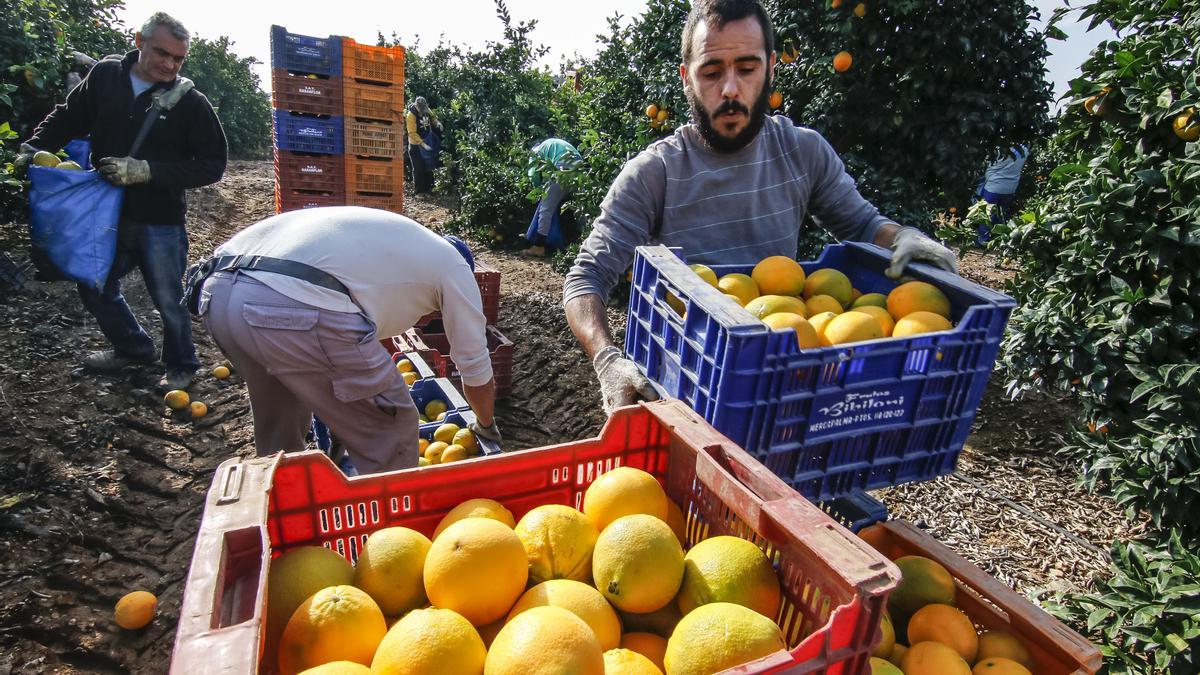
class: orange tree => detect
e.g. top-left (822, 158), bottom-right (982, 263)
top-left (994, 0), bottom-right (1199, 669)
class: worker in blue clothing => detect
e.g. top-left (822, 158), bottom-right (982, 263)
top-left (975, 145), bottom-right (1029, 245)
top-left (522, 138), bottom-right (583, 258)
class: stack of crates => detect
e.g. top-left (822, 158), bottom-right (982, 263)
top-left (270, 28), bottom-right (407, 215)
top-left (341, 37), bottom-right (406, 213)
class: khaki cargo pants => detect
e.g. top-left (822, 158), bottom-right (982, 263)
top-left (199, 271), bottom-right (420, 473)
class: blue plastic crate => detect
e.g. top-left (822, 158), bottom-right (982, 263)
top-left (625, 242), bottom-right (1014, 501)
top-left (272, 110), bottom-right (344, 154)
top-left (816, 491), bottom-right (889, 533)
top-left (270, 25), bottom-right (342, 76)
top-left (411, 377), bottom-right (471, 423)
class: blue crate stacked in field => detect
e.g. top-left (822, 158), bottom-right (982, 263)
top-left (270, 25), bottom-right (345, 213)
top-left (625, 242), bottom-right (1015, 508)
top-left (341, 37), bottom-right (406, 214)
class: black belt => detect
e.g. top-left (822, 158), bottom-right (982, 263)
top-left (207, 255), bottom-right (350, 295)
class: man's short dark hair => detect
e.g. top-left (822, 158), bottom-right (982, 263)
top-left (681, 0), bottom-right (775, 64)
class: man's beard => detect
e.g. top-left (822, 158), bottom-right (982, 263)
top-left (687, 81), bottom-right (771, 153)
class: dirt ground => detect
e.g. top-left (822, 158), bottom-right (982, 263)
top-left (0, 160), bottom-right (1135, 672)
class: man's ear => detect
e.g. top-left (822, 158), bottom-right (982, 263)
top-left (134, 32), bottom-right (143, 50)
top-left (679, 62), bottom-right (688, 89)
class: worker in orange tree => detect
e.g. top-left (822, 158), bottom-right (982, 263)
top-left (187, 206), bottom-right (499, 473)
top-left (563, 0), bottom-right (958, 414)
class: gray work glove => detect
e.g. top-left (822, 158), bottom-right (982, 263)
top-left (593, 345), bottom-right (659, 416)
top-left (468, 419), bottom-right (502, 445)
top-left (96, 156), bottom-right (151, 186)
top-left (152, 76), bottom-right (194, 111)
top-left (12, 143), bottom-right (38, 177)
top-left (887, 227), bottom-right (959, 280)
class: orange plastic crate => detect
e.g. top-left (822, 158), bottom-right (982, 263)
top-left (859, 520), bottom-right (1101, 674)
top-left (343, 78), bottom-right (404, 122)
top-left (271, 69), bottom-right (342, 117)
top-left (345, 118), bottom-right (402, 159)
top-left (345, 190), bottom-right (403, 214)
top-left (170, 400), bottom-right (899, 673)
top-left (341, 38), bottom-right (405, 85)
top-left (344, 156), bottom-right (402, 196)
top-left (275, 187), bottom-right (345, 213)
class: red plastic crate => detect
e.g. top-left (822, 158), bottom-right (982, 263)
top-left (274, 150), bottom-right (344, 194)
top-left (344, 191), bottom-right (403, 214)
top-left (393, 324), bottom-right (513, 399)
top-left (341, 38), bottom-right (405, 85)
top-left (343, 78), bottom-right (404, 122)
top-left (171, 400), bottom-right (900, 673)
top-left (859, 520), bottom-right (1101, 674)
top-left (411, 261), bottom-right (501, 326)
top-left (345, 118), bottom-right (403, 159)
top-left (271, 69), bottom-right (343, 117)
top-left (275, 188), bottom-right (345, 213)
top-left (344, 156), bottom-right (402, 196)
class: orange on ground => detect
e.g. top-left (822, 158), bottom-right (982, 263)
top-left (604, 648), bottom-right (662, 675)
top-left (972, 657), bottom-right (1033, 675)
top-left (888, 555), bottom-right (956, 622)
top-left (752, 256), bottom-right (806, 296)
top-left (515, 503), bottom-right (599, 584)
top-left (433, 497), bottom-right (515, 539)
top-left (423, 517), bottom-right (528, 626)
top-left (592, 514), bottom-right (684, 613)
top-left (212, 365), bottom-right (231, 379)
top-left (621, 632), bottom-right (668, 671)
top-left (803, 268), bottom-right (853, 307)
top-left (371, 607), bottom-right (486, 675)
top-left (164, 389), bottom-right (189, 410)
top-left (901, 641), bottom-right (972, 675)
top-left (508, 579), bottom-right (622, 650)
top-left (907, 603), bottom-right (979, 663)
top-left (583, 466), bottom-right (668, 532)
top-left (887, 280), bottom-right (951, 320)
top-left (893, 311), bottom-right (953, 338)
top-left (485, 606), bottom-right (604, 675)
top-left (717, 273), bottom-right (760, 306)
top-left (833, 50), bottom-right (853, 72)
top-left (664, 602), bottom-right (786, 675)
top-left (805, 294), bottom-right (844, 316)
top-left (278, 585), bottom-right (387, 675)
top-left (823, 311), bottom-right (884, 345)
top-left (114, 590), bottom-right (157, 630)
top-left (677, 535), bottom-right (781, 619)
top-left (762, 312), bottom-right (820, 349)
top-left (189, 401), bottom-right (208, 418)
top-left (745, 295), bottom-right (807, 320)
top-left (976, 630), bottom-right (1032, 668)
top-left (352, 527), bottom-right (431, 617)
top-left (849, 305), bottom-right (895, 337)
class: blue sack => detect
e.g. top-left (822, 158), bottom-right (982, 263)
top-left (64, 138), bottom-right (92, 170)
top-left (28, 165), bottom-right (123, 290)
top-left (419, 129), bottom-right (441, 168)
top-left (525, 205), bottom-right (564, 249)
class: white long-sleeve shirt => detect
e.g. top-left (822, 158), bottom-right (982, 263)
top-left (215, 206), bottom-right (493, 386)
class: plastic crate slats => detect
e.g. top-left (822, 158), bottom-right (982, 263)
top-left (273, 111), bottom-right (344, 155)
top-left (270, 26), bottom-right (342, 76)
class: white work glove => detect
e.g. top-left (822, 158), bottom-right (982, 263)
top-left (593, 345), bottom-right (659, 416)
top-left (97, 156), bottom-right (151, 186)
top-left (887, 227), bottom-right (959, 280)
top-left (468, 419), bottom-right (502, 445)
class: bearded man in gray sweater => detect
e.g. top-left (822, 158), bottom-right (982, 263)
top-left (563, 0), bottom-right (960, 414)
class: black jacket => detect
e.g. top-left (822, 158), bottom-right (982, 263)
top-left (27, 51), bottom-right (227, 225)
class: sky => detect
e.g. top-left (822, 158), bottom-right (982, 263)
top-left (115, 0), bottom-right (1116, 107)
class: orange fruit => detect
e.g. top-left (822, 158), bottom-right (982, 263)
top-left (603, 648), bottom-right (662, 675)
top-left (769, 91), bottom-right (783, 109)
top-left (621, 632), bottom-right (668, 671)
top-left (423, 517), bottom-right (528, 626)
top-left (395, 358), bottom-right (415, 374)
top-left (440, 444), bottom-right (470, 463)
top-left (888, 555), bottom-right (956, 623)
top-left (402, 371), bottom-right (419, 386)
top-left (477, 618), bottom-right (505, 648)
top-left (211, 365), bottom-right (230, 379)
top-left (855, 2), bottom-right (867, 17)
top-left (352, 527), bottom-right (431, 617)
top-left (619, 602), bottom-right (683, 638)
top-left (664, 602), bottom-right (786, 675)
top-left (851, 292), bottom-right (887, 309)
top-left (583, 466), bottom-right (668, 532)
top-left (870, 657), bottom-right (903, 674)
top-left (893, 311), bottom-right (953, 337)
top-left (508, 579), bottom-right (622, 650)
top-left (114, 590), bottom-right (157, 630)
top-left (423, 441), bottom-right (449, 464)
top-left (762, 312), bottom-right (820, 349)
top-left (871, 611), bottom-right (896, 658)
top-left (515, 503), bottom-right (599, 584)
top-left (486, 606), bottom-right (604, 675)
top-left (677, 536), bottom-right (781, 619)
top-left (803, 268), bottom-right (853, 307)
top-left (976, 630), bottom-right (1032, 668)
top-left (808, 311), bottom-right (839, 346)
top-left (832, 0), bottom-right (843, 7)
top-left (665, 498), bottom-right (688, 545)
top-left (371, 607), bottom-right (485, 675)
top-left (189, 401), bottom-right (208, 418)
top-left (592, 514), bottom-right (684, 613)
top-left (822, 311), bottom-right (883, 345)
top-left (646, 104), bottom-right (659, 119)
top-left (745, 295), bottom-right (808, 320)
top-left (656, 109), bottom-right (669, 123)
top-left (907, 603), bottom-right (979, 663)
top-left (805, 294), bottom-right (844, 316)
top-left (689, 263), bottom-right (719, 287)
top-left (278, 585), bottom-right (387, 674)
top-left (849, 305), bottom-right (896, 337)
top-left (752, 256), bottom-right (807, 296)
top-left (889, 642), bottom-right (908, 666)
top-left (833, 50), bottom-right (853, 73)
top-left (1174, 108), bottom-right (1199, 142)
top-left (972, 657), bottom-right (1033, 675)
top-left (298, 663), bottom-right (372, 675)
top-left (265, 547), bottom-right (355, 670)
top-left (164, 389), bottom-right (189, 410)
top-left (887, 280), bottom-right (951, 320)
top-left (901, 641), bottom-right (972, 675)
top-left (717, 273), bottom-right (760, 306)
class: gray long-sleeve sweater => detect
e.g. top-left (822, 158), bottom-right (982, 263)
top-left (563, 115), bottom-right (891, 304)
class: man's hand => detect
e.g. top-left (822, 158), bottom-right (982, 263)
top-left (12, 143), bottom-right (38, 178)
top-left (887, 227), bottom-right (959, 280)
top-left (96, 156), bottom-right (151, 186)
top-left (468, 419), bottom-right (502, 445)
top-left (593, 345), bottom-right (659, 416)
